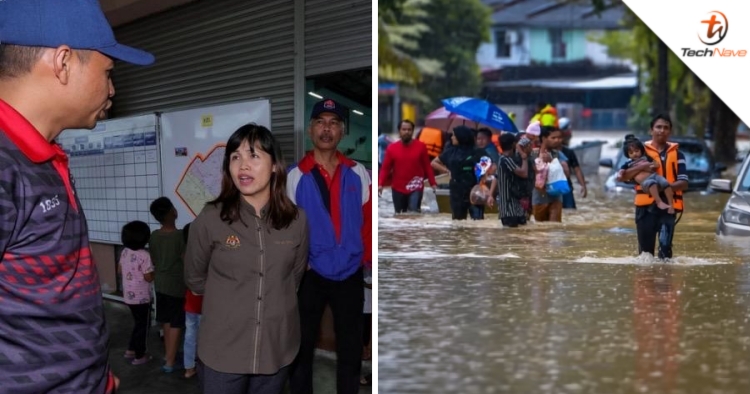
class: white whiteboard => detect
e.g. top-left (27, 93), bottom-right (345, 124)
top-left (159, 99), bottom-right (271, 228)
top-left (57, 114), bottom-right (163, 244)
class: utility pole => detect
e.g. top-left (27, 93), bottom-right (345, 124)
top-left (653, 38), bottom-right (669, 115)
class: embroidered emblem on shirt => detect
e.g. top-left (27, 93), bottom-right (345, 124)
top-left (225, 235), bottom-right (241, 249)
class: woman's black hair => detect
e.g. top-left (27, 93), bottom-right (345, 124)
top-left (208, 123), bottom-right (298, 230)
top-left (452, 125), bottom-right (476, 147)
top-left (121, 221), bottom-right (150, 250)
top-left (622, 134), bottom-right (646, 157)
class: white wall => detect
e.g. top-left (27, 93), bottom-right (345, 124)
top-left (476, 27), bottom-right (531, 70)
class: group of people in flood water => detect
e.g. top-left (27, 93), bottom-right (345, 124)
top-left (379, 112), bottom-right (687, 259)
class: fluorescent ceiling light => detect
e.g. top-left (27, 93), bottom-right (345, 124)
top-left (308, 92), bottom-right (323, 99)
top-left (353, 110), bottom-right (364, 115)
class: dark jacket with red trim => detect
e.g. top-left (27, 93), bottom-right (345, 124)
top-left (286, 151), bottom-right (372, 281)
top-left (0, 100), bottom-right (113, 393)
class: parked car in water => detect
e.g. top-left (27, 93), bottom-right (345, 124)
top-left (710, 153), bottom-right (750, 236)
top-left (599, 135), bottom-right (727, 193)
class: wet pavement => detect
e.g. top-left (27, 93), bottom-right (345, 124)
top-left (104, 300), bottom-right (372, 394)
top-left (377, 142), bottom-right (750, 393)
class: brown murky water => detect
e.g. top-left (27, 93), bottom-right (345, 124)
top-left (378, 173), bottom-right (750, 394)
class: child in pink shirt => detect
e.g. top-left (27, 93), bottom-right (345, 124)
top-left (120, 221), bottom-right (155, 365)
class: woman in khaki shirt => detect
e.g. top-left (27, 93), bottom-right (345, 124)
top-left (185, 124), bottom-right (309, 394)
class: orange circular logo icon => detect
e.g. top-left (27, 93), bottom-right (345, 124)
top-left (698, 11), bottom-right (728, 46)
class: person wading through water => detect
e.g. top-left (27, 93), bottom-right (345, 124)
top-left (617, 114), bottom-right (688, 259)
top-left (431, 126), bottom-right (486, 220)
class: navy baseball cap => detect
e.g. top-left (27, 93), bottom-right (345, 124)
top-left (0, 0), bottom-right (155, 66)
top-left (310, 99), bottom-right (347, 121)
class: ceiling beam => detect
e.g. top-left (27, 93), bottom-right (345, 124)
top-left (99, 0), bottom-right (198, 27)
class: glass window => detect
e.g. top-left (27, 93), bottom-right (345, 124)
top-left (495, 30), bottom-right (511, 58)
top-left (738, 161), bottom-right (750, 191)
top-left (549, 28), bottom-right (566, 59)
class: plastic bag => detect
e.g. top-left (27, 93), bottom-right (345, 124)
top-left (545, 158), bottom-right (571, 196)
top-left (470, 184), bottom-right (491, 205)
top-left (534, 158), bottom-right (548, 190)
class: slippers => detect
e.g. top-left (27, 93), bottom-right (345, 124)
top-left (359, 374), bottom-right (371, 386)
top-left (184, 368), bottom-right (197, 379)
top-left (131, 355), bottom-right (152, 366)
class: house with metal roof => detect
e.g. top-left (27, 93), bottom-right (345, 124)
top-left (477, 0), bottom-right (639, 130)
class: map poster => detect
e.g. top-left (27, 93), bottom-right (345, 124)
top-left (159, 99), bottom-right (271, 229)
top-left (175, 144), bottom-right (225, 217)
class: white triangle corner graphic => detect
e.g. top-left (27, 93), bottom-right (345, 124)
top-left (622, 0), bottom-right (750, 127)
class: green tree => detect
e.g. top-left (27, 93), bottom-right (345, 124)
top-left (408, 0), bottom-right (491, 109)
top-left (378, 0), bottom-right (442, 85)
top-left (589, 5), bottom-right (739, 162)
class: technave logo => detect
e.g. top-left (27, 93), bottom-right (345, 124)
top-left (682, 11), bottom-right (746, 58)
top-left (698, 11), bottom-right (728, 45)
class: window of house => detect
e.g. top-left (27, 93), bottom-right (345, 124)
top-left (549, 28), bottom-right (566, 59)
top-left (495, 29), bottom-right (511, 58)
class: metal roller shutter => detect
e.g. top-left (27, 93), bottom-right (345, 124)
top-left (305, 0), bottom-right (371, 77)
top-left (110, 0), bottom-right (296, 162)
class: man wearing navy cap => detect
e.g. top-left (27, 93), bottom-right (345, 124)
top-left (0, 0), bottom-right (154, 393)
top-left (287, 99), bottom-right (372, 394)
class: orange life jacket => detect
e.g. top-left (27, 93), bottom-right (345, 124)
top-left (491, 133), bottom-right (502, 153)
top-left (418, 127), bottom-right (443, 158)
top-left (634, 141), bottom-right (684, 211)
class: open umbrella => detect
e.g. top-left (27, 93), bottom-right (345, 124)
top-left (442, 97), bottom-right (519, 134)
top-left (424, 107), bottom-right (468, 131)
top-left (424, 106), bottom-right (502, 135)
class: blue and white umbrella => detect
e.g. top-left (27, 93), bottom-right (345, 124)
top-left (442, 96), bottom-right (519, 134)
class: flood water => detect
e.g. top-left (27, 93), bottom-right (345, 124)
top-left (377, 162), bottom-right (750, 393)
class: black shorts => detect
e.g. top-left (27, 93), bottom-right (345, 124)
top-left (155, 292), bottom-right (186, 328)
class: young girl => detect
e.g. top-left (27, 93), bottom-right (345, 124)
top-left (182, 222), bottom-right (203, 379)
top-left (618, 135), bottom-right (675, 214)
top-left (120, 220), bottom-right (155, 365)
top-left (469, 156), bottom-right (496, 219)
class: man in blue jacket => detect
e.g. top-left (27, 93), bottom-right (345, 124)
top-left (287, 98), bottom-right (372, 394)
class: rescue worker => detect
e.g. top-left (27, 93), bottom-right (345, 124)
top-left (431, 126), bottom-right (486, 220)
top-left (616, 114), bottom-right (688, 259)
top-left (417, 126), bottom-right (444, 162)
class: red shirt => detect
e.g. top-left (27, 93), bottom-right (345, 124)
top-left (184, 289), bottom-right (203, 314)
top-left (378, 139), bottom-right (437, 194)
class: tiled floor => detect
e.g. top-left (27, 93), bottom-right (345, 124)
top-left (104, 301), bottom-right (372, 394)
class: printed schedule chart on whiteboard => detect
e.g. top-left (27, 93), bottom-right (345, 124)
top-left (57, 115), bottom-right (162, 244)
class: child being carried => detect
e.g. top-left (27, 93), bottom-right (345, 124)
top-left (618, 135), bottom-right (675, 214)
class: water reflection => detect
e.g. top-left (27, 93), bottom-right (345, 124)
top-left (378, 174), bottom-right (750, 393)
